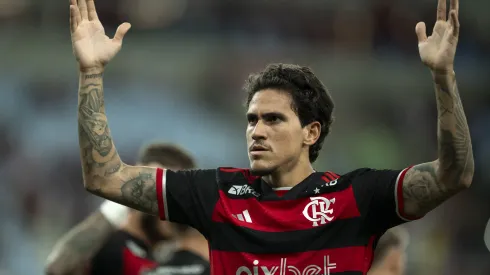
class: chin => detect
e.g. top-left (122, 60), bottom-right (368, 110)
top-left (250, 160), bottom-right (276, 176)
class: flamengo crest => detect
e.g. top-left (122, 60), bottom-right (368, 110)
top-left (302, 197), bottom-right (336, 226)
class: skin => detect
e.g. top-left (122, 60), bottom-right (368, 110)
top-left (246, 89), bottom-right (320, 188)
top-left (44, 161), bottom-right (177, 275)
top-left (70, 0), bottom-right (472, 223)
top-left (368, 247), bottom-right (406, 275)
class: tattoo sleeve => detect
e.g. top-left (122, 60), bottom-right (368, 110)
top-left (77, 69), bottom-right (159, 215)
top-left (402, 71), bottom-right (474, 217)
top-left (45, 211), bottom-right (114, 275)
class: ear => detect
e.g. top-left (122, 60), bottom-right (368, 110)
top-left (303, 121), bottom-right (321, 146)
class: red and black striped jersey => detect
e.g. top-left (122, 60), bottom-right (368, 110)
top-left (90, 230), bottom-right (157, 275)
top-left (155, 166), bottom-right (418, 275)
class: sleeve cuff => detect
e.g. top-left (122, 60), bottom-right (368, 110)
top-left (394, 166), bottom-right (422, 221)
top-left (156, 168), bottom-right (169, 220)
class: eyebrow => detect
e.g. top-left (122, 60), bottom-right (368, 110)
top-left (246, 112), bottom-right (286, 119)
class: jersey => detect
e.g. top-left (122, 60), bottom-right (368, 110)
top-left (90, 230), bottom-right (157, 275)
top-left (154, 166), bottom-right (420, 275)
top-left (142, 250), bottom-right (210, 275)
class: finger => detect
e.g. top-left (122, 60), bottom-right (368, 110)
top-left (415, 22), bottom-right (428, 43)
top-left (112, 23), bottom-right (131, 44)
top-left (450, 0), bottom-right (459, 14)
top-left (86, 0), bottom-right (99, 21)
top-left (70, 0), bottom-right (81, 25)
top-left (77, 0), bottom-right (88, 20)
top-left (449, 10), bottom-right (460, 37)
top-left (437, 0), bottom-right (447, 21)
top-left (69, 5), bottom-right (78, 33)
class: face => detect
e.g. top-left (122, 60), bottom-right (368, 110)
top-left (137, 162), bottom-right (180, 243)
top-left (246, 89), bottom-right (319, 175)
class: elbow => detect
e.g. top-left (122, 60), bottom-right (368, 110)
top-left (460, 161), bottom-right (474, 189)
top-left (82, 173), bottom-right (111, 196)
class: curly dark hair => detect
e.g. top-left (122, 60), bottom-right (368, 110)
top-left (244, 63), bottom-right (334, 163)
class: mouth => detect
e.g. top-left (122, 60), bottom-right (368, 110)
top-left (249, 145), bottom-right (269, 152)
top-left (249, 145), bottom-right (269, 157)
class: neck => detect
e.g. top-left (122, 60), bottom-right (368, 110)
top-left (176, 230), bottom-right (209, 261)
top-left (121, 212), bottom-right (152, 247)
top-left (263, 155), bottom-right (314, 188)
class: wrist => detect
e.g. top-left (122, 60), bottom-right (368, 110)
top-left (79, 66), bottom-right (104, 74)
top-left (431, 69), bottom-right (455, 84)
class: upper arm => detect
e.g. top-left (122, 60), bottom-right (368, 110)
top-left (45, 211), bottom-right (114, 275)
top-left (87, 165), bottom-right (161, 216)
top-left (401, 160), bottom-right (467, 218)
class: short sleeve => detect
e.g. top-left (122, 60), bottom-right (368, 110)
top-left (350, 167), bottom-right (421, 233)
top-left (155, 168), bottom-right (219, 238)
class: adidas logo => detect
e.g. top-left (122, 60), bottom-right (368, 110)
top-left (232, 209), bottom-right (252, 223)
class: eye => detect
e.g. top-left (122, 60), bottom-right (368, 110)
top-left (266, 115), bottom-right (279, 123)
top-left (247, 114), bottom-right (258, 125)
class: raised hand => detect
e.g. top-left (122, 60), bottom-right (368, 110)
top-left (415, 0), bottom-right (459, 73)
top-left (70, 0), bottom-right (131, 71)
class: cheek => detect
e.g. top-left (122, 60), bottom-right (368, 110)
top-left (272, 128), bottom-right (303, 151)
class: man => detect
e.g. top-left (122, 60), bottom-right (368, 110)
top-left (368, 228), bottom-right (409, 275)
top-left (69, 0), bottom-right (473, 274)
top-left (45, 143), bottom-right (209, 275)
top-left (484, 218), bottom-right (490, 252)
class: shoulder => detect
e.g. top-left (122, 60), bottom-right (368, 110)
top-left (217, 167), bottom-right (258, 183)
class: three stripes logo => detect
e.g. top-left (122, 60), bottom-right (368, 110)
top-left (232, 209), bottom-right (253, 223)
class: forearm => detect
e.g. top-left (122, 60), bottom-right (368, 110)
top-left (45, 211), bottom-right (114, 275)
top-left (402, 72), bottom-right (474, 216)
top-left (433, 71), bottom-right (474, 187)
top-left (77, 68), bottom-right (123, 195)
top-left (77, 69), bottom-right (160, 214)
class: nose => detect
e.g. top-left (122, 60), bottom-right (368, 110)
top-left (251, 120), bottom-right (267, 141)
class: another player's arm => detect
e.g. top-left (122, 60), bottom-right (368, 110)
top-left (402, 72), bottom-right (473, 217)
top-left (78, 70), bottom-right (159, 215)
top-left (402, 0), bottom-right (473, 218)
top-left (45, 211), bottom-right (114, 275)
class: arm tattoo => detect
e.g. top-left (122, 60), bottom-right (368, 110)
top-left (77, 71), bottom-right (159, 216)
top-left (121, 172), bottom-right (159, 214)
top-left (402, 73), bottom-right (474, 216)
top-left (78, 78), bottom-right (121, 178)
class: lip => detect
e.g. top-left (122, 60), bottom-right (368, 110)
top-left (249, 145), bottom-right (269, 152)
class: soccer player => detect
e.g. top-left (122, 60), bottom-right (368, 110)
top-left (484, 218), bottom-right (490, 252)
top-left (69, 0), bottom-right (473, 274)
top-left (368, 228), bottom-right (409, 275)
top-left (45, 143), bottom-right (209, 275)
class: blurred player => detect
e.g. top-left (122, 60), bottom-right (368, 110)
top-left (45, 143), bottom-right (209, 275)
top-left (484, 218), bottom-right (490, 252)
top-left (69, 0), bottom-right (473, 274)
top-left (368, 228), bottom-right (409, 275)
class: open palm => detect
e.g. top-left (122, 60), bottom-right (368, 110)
top-left (416, 0), bottom-right (460, 72)
top-left (70, 0), bottom-right (131, 70)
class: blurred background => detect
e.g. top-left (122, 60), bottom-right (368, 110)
top-left (0, 0), bottom-right (489, 274)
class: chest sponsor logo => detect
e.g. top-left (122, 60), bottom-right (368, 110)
top-left (236, 256), bottom-right (336, 275)
top-left (228, 185), bottom-right (260, 197)
top-left (302, 197), bottom-right (336, 227)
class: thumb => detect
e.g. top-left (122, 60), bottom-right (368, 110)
top-left (113, 22), bottom-right (131, 44)
top-left (415, 22), bottom-right (427, 44)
